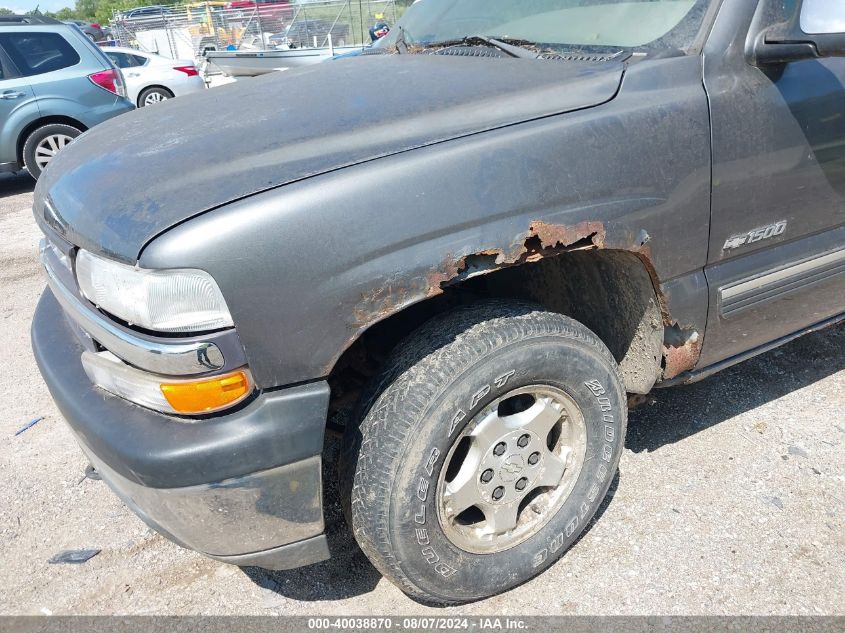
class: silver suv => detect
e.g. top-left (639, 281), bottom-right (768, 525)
top-left (0, 15), bottom-right (133, 179)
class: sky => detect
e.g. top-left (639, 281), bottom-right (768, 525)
top-left (3, 0), bottom-right (73, 13)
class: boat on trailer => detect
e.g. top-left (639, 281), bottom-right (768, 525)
top-left (204, 45), bottom-right (364, 76)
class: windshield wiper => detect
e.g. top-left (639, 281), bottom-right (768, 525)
top-left (424, 35), bottom-right (540, 59)
top-left (465, 35), bottom-right (539, 59)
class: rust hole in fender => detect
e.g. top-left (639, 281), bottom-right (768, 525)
top-left (427, 220), bottom-right (608, 295)
top-left (348, 218), bottom-right (700, 381)
top-left (662, 323), bottom-right (702, 379)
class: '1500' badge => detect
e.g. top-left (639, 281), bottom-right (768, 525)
top-left (723, 220), bottom-right (788, 250)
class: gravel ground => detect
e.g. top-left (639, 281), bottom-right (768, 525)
top-left (1, 171), bottom-right (843, 616)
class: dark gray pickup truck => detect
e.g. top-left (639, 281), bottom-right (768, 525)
top-left (31, 0), bottom-right (845, 604)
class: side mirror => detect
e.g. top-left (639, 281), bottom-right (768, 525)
top-left (753, 0), bottom-right (845, 66)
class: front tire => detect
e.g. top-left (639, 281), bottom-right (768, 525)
top-left (341, 301), bottom-right (626, 604)
top-left (23, 123), bottom-right (82, 180)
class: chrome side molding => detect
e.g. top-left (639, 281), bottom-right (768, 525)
top-left (720, 246), bottom-right (845, 318)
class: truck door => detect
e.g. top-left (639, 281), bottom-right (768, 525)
top-left (699, 0), bottom-right (845, 368)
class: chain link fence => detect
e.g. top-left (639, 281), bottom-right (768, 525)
top-left (109, 0), bottom-right (403, 61)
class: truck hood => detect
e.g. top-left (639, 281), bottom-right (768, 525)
top-left (35, 54), bottom-right (624, 262)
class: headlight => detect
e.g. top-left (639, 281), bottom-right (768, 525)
top-left (75, 250), bottom-right (234, 333)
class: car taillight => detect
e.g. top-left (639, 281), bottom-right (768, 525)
top-left (89, 68), bottom-right (127, 98)
top-left (173, 65), bottom-right (199, 77)
top-left (90, 23), bottom-right (101, 28)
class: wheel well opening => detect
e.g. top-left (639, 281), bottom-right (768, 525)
top-left (141, 85), bottom-right (174, 95)
top-left (327, 249), bottom-right (663, 431)
top-left (17, 116), bottom-right (87, 165)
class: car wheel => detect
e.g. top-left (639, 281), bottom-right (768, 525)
top-left (138, 87), bottom-right (174, 107)
top-left (340, 301), bottom-right (627, 604)
top-left (23, 123), bottom-right (82, 180)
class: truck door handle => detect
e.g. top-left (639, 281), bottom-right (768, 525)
top-left (0, 91), bottom-right (26, 99)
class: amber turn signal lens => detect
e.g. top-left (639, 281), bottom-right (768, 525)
top-left (160, 370), bottom-right (251, 414)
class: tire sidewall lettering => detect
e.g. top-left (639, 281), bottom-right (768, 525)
top-left (531, 376), bottom-right (621, 571)
top-left (393, 341), bottom-right (625, 598)
top-left (409, 369), bottom-right (517, 580)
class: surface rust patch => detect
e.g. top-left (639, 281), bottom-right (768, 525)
top-left (352, 281), bottom-right (416, 327)
top-left (355, 220), bottom-right (621, 330)
top-left (427, 219), bottom-right (608, 295)
top-left (527, 220), bottom-right (606, 254)
top-left (662, 328), bottom-right (702, 379)
top-left (351, 219), bottom-right (700, 380)
top-left (628, 245), bottom-right (701, 378)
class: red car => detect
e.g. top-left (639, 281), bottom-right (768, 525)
top-left (226, 0), bottom-right (293, 23)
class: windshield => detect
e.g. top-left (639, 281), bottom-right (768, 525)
top-left (380, 0), bottom-right (718, 54)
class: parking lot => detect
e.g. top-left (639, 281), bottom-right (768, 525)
top-left (0, 170), bottom-right (843, 616)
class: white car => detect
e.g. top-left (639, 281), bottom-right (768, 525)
top-left (103, 47), bottom-right (205, 107)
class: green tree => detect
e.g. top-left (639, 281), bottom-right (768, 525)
top-left (75, 0), bottom-right (98, 20)
top-left (0, 7), bottom-right (15, 15)
top-left (51, 7), bottom-right (79, 20)
top-left (94, 0), bottom-right (151, 26)
top-left (98, 0), bottom-right (183, 25)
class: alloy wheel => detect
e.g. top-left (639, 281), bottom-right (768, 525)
top-left (436, 385), bottom-right (587, 554)
top-left (143, 91), bottom-right (169, 106)
top-left (34, 134), bottom-right (74, 171)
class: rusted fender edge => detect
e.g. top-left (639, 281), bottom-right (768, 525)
top-left (662, 323), bottom-right (702, 380)
top-left (351, 219), bottom-right (702, 380)
top-left (425, 220), bottom-right (607, 294)
top-left (632, 245), bottom-right (702, 380)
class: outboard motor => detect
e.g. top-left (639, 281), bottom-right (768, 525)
top-left (369, 20), bottom-right (390, 42)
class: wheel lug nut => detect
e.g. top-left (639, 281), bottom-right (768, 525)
top-left (528, 452), bottom-right (540, 465)
top-left (515, 477), bottom-right (528, 491)
top-left (492, 486), bottom-right (505, 500)
top-left (493, 442), bottom-right (507, 456)
top-left (480, 469), bottom-right (494, 483)
top-left (517, 434), bottom-right (531, 448)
